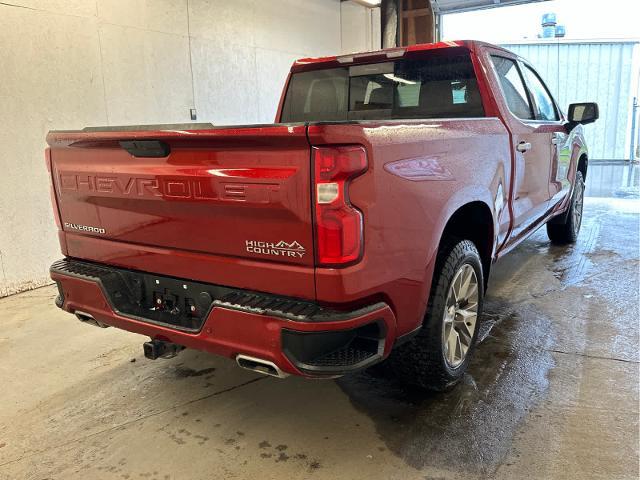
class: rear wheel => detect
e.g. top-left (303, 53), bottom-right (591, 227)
top-left (547, 171), bottom-right (585, 244)
top-left (388, 239), bottom-right (483, 391)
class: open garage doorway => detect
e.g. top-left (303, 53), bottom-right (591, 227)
top-left (442, 0), bottom-right (640, 200)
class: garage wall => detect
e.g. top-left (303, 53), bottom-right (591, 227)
top-left (341, 0), bottom-right (381, 54)
top-left (0, 0), bottom-right (377, 297)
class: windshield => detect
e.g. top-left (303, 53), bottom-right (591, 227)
top-left (280, 52), bottom-right (484, 122)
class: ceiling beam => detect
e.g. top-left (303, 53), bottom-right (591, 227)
top-left (432, 0), bottom-right (550, 15)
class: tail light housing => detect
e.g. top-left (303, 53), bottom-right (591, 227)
top-left (313, 145), bottom-right (367, 266)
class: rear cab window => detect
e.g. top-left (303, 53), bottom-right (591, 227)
top-left (280, 50), bottom-right (485, 122)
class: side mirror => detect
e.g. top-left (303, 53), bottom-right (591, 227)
top-left (568, 102), bottom-right (599, 126)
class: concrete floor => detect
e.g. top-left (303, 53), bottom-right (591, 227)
top-left (1, 170), bottom-right (639, 479)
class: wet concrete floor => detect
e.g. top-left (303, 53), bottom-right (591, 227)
top-left (584, 161), bottom-right (639, 199)
top-left (0, 192), bottom-right (638, 479)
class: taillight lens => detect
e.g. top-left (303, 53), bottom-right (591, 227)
top-left (313, 145), bottom-right (367, 266)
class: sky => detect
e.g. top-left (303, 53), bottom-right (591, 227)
top-left (441, 0), bottom-right (640, 43)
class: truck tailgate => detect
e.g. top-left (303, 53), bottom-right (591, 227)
top-left (47, 125), bottom-right (316, 298)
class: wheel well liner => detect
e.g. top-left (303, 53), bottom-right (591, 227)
top-left (440, 201), bottom-right (494, 286)
top-left (578, 154), bottom-right (588, 180)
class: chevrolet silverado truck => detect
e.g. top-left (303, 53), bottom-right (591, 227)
top-left (46, 40), bottom-right (598, 390)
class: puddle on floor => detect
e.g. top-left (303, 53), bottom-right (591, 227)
top-left (337, 299), bottom-right (555, 476)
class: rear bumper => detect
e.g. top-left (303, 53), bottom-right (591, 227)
top-left (50, 258), bottom-right (397, 377)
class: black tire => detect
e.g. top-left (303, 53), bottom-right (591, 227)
top-left (547, 171), bottom-right (585, 244)
top-left (387, 239), bottom-right (484, 391)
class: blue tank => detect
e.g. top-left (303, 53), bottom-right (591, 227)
top-left (555, 25), bottom-right (566, 37)
top-left (542, 25), bottom-right (556, 38)
top-left (541, 12), bottom-right (557, 27)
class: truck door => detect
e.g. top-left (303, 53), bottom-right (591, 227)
top-left (488, 54), bottom-right (555, 243)
top-left (519, 61), bottom-right (570, 209)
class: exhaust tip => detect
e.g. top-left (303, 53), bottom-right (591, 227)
top-left (75, 310), bottom-right (109, 328)
top-left (236, 355), bottom-right (288, 379)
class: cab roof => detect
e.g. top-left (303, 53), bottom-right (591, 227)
top-left (291, 40), bottom-right (511, 73)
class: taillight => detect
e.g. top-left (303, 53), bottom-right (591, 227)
top-left (313, 145), bottom-right (367, 266)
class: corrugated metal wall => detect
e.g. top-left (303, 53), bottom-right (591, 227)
top-left (501, 41), bottom-right (639, 160)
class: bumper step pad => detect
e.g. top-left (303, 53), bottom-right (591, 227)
top-left (51, 258), bottom-right (384, 327)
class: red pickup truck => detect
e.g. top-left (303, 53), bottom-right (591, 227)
top-left (46, 40), bottom-right (597, 390)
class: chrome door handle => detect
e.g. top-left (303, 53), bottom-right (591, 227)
top-left (517, 142), bottom-right (532, 153)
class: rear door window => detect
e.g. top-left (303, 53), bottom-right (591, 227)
top-left (280, 51), bottom-right (485, 122)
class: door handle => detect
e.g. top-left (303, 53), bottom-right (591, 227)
top-left (516, 142), bottom-right (532, 153)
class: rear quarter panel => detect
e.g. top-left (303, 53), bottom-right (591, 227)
top-left (308, 118), bottom-right (511, 335)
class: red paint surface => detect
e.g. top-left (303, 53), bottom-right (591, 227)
top-left (52, 271), bottom-right (396, 376)
top-left (46, 41), bottom-right (588, 373)
top-left (48, 125), bottom-right (317, 298)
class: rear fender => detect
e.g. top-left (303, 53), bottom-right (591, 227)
top-left (428, 186), bottom-right (499, 267)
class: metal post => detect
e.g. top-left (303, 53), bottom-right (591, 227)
top-left (380, 0), bottom-right (399, 48)
top-left (432, 0), bottom-right (441, 41)
top-left (630, 96), bottom-right (638, 163)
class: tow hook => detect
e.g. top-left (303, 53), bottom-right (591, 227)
top-left (143, 339), bottom-right (184, 360)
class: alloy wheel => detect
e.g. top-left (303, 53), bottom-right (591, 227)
top-left (442, 263), bottom-right (479, 368)
top-left (573, 179), bottom-right (584, 235)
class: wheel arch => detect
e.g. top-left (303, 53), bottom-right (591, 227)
top-left (577, 153), bottom-right (588, 180)
top-left (438, 200), bottom-right (495, 288)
